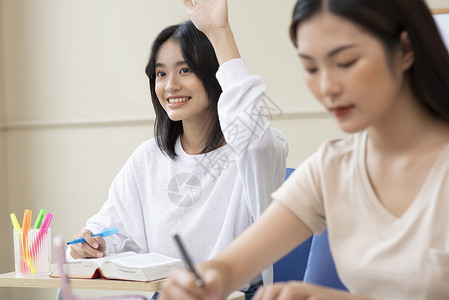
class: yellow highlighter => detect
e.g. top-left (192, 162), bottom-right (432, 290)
top-left (10, 213), bottom-right (21, 231)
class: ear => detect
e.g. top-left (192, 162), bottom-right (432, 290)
top-left (398, 31), bottom-right (414, 71)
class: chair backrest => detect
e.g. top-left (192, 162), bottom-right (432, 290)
top-left (303, 229), bottom-right (347, 290)
top-left (273, 237), bottom-right (313, 282)
top-left (273, 168), bottom-right (347, 291)
top-left (273, 168), bottom-right (312, 282)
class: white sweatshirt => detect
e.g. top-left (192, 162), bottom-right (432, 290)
top-left (76, 58), bottom-right (288, 287)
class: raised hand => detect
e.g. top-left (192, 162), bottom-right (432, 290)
top-left (182, 0), bottom-right (229, 36)
top-left (181, 0), bottom-right (240, 65)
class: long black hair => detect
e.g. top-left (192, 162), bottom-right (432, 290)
top-left (145, 20), bottom-right (224, 159)
top-left (290, 0), bottom-right (449, 121)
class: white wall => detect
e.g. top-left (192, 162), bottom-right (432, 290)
top-left (0, 0), bottom-right (447, 299)
top-left (432, 0), bottom-right (449, 8)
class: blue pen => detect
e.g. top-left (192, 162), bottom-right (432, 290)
top-left (67, 227), bottom-right (119, 245)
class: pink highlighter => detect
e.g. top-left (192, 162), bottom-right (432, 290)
top-left (31, 213), bottom-right (53, 260)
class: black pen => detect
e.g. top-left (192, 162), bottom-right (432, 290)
top-left (173, 234), bottom-right (205, 287)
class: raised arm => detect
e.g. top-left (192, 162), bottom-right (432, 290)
top-left (182, 0), bottom-right (240, 65)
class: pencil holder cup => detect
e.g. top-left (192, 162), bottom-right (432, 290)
top-left (13, 228), bottom-right (51, 277)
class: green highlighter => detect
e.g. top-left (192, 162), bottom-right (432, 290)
top-left (33, 208), bottom-right (47, 229)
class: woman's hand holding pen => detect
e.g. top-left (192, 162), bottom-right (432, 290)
top-left (160, 260), bottom-right (232, 300)
top-left (69, 229), bottom-right (106, 259)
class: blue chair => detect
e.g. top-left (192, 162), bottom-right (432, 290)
top-left (303, 229), bottom-right (347, 290)
top-left (273, 168), bottom-right (312, 282)
top-left (273, 237), bottom-right (313, 282)
top-left (273, 168), bottom-right (347, 291)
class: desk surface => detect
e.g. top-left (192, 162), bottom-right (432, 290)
top-left (0, 267), bottom-right (244, 300)
top-left (0, 267), bottom-right (162, 291)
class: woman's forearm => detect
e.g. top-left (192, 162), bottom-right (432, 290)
top-left (205, 26), bottom-right (241, 65)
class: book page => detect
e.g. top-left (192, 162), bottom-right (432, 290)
top-left (103, 253), bottom-right (182, 268)
top-left (100, 253), bottom-right (184, 281)
top-left (78, 251), bottom-right (137, 264)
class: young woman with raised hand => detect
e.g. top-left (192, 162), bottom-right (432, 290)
top-left (160, 0), bottom-right (449, 299)
top-left (68, 12), bottom-right (288, 300)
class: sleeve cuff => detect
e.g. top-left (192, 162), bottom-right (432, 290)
top-left (216, 58), bottom-right (250, 89)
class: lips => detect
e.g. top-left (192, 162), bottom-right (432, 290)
top-left (329, 105), bottom-right (354, 117)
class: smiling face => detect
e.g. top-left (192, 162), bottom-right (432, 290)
top-left (296, 12), bottom-right (413, 133)
top-left (155, 39), bottom-right (211, 123)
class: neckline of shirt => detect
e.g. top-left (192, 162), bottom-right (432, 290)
top-left (174, 137), bottom-right (230, 161)
top-left (356, 131), bottom-right (449, 223)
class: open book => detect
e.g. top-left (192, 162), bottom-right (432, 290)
top-left (51, 252), bottom-right (185, 282)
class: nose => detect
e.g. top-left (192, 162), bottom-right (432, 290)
top-left (320, 70), bottom-right (342, 101)
top-left (165, 73), bottom-right (181, 92)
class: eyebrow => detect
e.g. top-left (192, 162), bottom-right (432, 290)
top-left (155, 61), bottom-right (187, 68)
top-left (298, 44), bottom-right (358, 60)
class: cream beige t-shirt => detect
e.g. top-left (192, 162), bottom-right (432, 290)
top-left (273, 131), bottom-right (449, 299)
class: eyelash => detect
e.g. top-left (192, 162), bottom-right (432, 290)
top-left (338, 60), bottom-right (356, 68)
top-left (156, 67), bottom-right (190, 78)
top-left (180, 67), bottom-right (190, 74)
top-left (304, 59), bottom-right (357, 74)
top-left (305, 67), bottom-right (317, 74)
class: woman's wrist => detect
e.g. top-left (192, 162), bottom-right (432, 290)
top-left (206, 25), bottom-right (241, 65)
